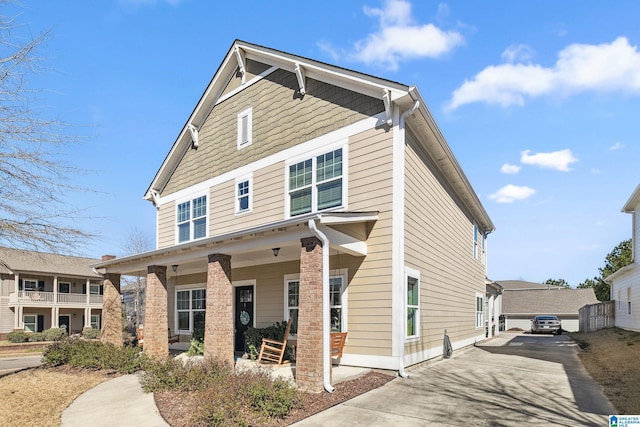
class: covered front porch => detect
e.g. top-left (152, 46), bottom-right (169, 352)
top-left (95, 212), bottom-right (376, 393)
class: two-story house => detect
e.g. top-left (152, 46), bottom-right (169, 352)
top-left (94, 40), bottom-right (495, 393)
top-left (606, 184), bottom-right (640, 332)
top-left (0, 247), bottom-right (103, 339)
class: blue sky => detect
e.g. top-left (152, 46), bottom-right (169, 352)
top-left (9, 0), bottom-right (640, 286)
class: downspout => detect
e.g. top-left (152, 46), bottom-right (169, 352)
top-left (397, 99), bottom-right (420, 379)
top-left (308, 218), bottom-right (335, 393)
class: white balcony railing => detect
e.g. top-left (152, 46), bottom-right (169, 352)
top-left (8, 291), bottom-right (103, 306)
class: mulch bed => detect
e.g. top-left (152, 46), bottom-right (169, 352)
top-left (155, 370), bottom-right (395, 426)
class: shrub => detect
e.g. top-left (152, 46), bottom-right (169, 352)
top-left (140, 357), bottom-right (230, 393)
top-left (186, 338), bottom-right (204, 356)
top-left (42, 337), bottom-right (143, 373)
top-left (82, 328), bottom-right (100, 339)
top-left (244, 321), bottom-right (293, 361)
top-left (43, 328), bottom-right (67, 341)
top-left (29, 332), bottom-right (47, 342)
top-left (7, 330), bottom-right (29, 343)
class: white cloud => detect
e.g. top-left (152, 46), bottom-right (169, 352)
top-left (610, 142), bottom-right (626, 150)
top-left (447, 37), bottom-right (640, 110)
top-left (500, 163), bottom-right (521, 174)
top-left (488, 185), bottom-right (536, 203)
top-left (501, 44), bottom-right (535, 63)
top-left (320, 0), bottom-right (464, 71)
top-left (520, 149), bottom-right (578, 172)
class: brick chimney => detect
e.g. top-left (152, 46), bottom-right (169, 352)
top-left (102, 255), bottom-right (116, 261)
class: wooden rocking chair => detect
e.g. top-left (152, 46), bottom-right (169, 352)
top-left (330, 332), bottom-right (348, 359)
top-left (257, 319), bottom-right (292, 365)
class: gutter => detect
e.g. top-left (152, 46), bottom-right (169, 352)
top-left (308, 218), bottom-right (335, 393)
top-left (396, 99), bottom-right (420, 379)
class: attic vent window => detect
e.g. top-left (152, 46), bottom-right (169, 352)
top-left (237, 107), bottom-right (252, 149)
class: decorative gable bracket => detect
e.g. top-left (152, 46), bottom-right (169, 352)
top-left (294, 62), bottom-right (306, 96)
top-left (234, 46), bottom-right (247, 84)
top-left (382, 89), bottom-right (393, 126)
top-left (187, 124), bottom-right (199, 149)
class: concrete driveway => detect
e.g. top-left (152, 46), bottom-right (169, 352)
top-left (294, 332), bottom-right (614, 426)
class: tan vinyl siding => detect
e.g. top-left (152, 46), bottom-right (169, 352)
top-left (404, 130), bottom-right (486, 354)
top-left (210, 162), bottom-right (285, 235)
top-left (0, 297), bottom-right (12, 332)
top-left (157, 201), bottom-right (175, 249)
top-left (162, 69), bottom-right (383, 196)
top-left (340, 126), bottom-right (394, 356)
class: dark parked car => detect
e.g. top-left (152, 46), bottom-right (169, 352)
top-left (531, 315), bottom-right (562, 334)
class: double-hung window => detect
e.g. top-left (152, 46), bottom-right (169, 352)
top-left (91, 314), bottom-right (101, 329)
top-left (285, 271), bottom-right (347, 335)
top-left (476, 294), bottom-right (484, 328)
top-left (23, 314), bottom-right (37, 332)
top-left (177, 195), bottom-right (207, 243)
top-left (406, 271), bottom-right (420, 339)
top-left (236, 175), bottom-right (252, 214)
top-left (288, 148), bottom-right (343, 216)
top-left (24, 279), bottom-right (37, 291)
top-left (176, 288), bottom-right (206, 333)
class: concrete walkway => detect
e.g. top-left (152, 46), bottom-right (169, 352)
top-left (293, 332), bottom-right (615, 426)
top-left (61, 374), bottom-right (168, 427)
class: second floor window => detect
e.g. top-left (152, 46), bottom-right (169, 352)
top-left (236, 176), bottom-right (252, 214)
top-left (177, 195), bottom-right (207, 243)
top-left (288, 148), bottom-right (343, 216)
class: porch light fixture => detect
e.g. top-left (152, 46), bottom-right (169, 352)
top-left (172, 265), bottom-right (178, 273)
top-left (272, 248), bottom-right (280, 257)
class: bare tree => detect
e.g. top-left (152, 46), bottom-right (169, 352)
top-left (0, 5), bottom-right (92, 252)
top-left (120, 227), bottom-right (153, 329)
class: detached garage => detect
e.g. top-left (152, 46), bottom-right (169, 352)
top-left (498, 281), bottom-right (598, 332)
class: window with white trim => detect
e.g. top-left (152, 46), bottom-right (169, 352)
top-left (176, 288), bottom-right (206, 333)
top-left (237, 107), bottom-right (252, 149)
top-left (90, 284), bottom-right (101, 295)
top-left (235, 175), bottom-right (252, 214)
top-left (177, 195), bottom-right (207, 243)
top-left (288, 148), bottom-right (343, 216)
top-left (91, 314), bottom-right (101, 329)
top-left (59, 282), bottom-right (70, 293)
top-left (24, 279), bottom-right (37, 291)
top-left (285, 271), bottom-right (347, 335)
top-left (24, 314), bottom-right (36, 332)
top-left (476, 294), bottom-right (484, 328)
top-left (406, 272), bottom-right (420, 338)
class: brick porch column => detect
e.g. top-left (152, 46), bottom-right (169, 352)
top-left (101, 273), bottom-right (122, 347)
top-left (204, 254), bottom-right (234, 365)
top-left (296, 236), bottom-right (325, 393)
top-left (143, 265), bottom-right (169, 357)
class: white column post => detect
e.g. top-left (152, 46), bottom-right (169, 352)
top-left (17, 306), bottom-right (24, 330)
top-left (14, 273), bottom-right (19, 297)
top-left (51, 307), bottom-right (57, 328)
top-left (86, 279), bottom-right (91, 305)
top-left (85, 307), bottom-right (92, 328)
top-left (53, 275), bottom-right (58, 303)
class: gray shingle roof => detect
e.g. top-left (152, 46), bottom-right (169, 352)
top-left (502, 288), bottom-right (599, 315)
top-left (496, 280), bottom-right (563, 291)
top-left (0, 247), bottom-right (101, 278)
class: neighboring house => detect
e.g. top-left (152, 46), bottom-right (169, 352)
top-left (606, 184), bottom-right (640, 332)
top-left (498, 280), bottom-right (598, 332)
top-left (94, 40), bottom-right (495, 393)
top-left (0, 247), bottom-right (103, 339)
top-left (485, 280), bottom-right (503, 338)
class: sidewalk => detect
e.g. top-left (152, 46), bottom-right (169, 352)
top-left (61, 374), bottom-right (168, 427)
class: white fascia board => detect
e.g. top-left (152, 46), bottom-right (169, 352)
top-left (317, 224), bottom-right (367, 257)
top-left (622, 184), bottom-right (640, 213)
top-left (318, 212), bottom-right (379, 224)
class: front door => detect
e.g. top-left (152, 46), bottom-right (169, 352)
top-left (234, 285), bottom-right (254, 352)
top-left (59, 315), bottom-right (70, 334)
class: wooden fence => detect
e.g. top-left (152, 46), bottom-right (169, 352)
top-left (578, 301), bottom-right (615, 333)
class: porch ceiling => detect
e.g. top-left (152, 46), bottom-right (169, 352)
top-left (94, 212), bottom-right (377, 277)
